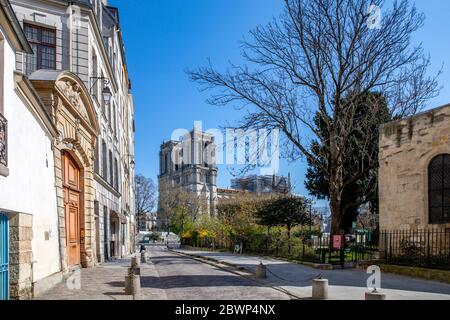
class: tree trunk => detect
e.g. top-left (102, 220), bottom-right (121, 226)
top-left (330, 190), bottom-right (342, 236)
top-left (329, 133), bottom-right (344, 236)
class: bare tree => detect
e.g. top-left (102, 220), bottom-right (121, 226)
top-left (135, 174), bottom-right (156, 232)
top-left (158, 180), bottom-right (208, 234)
top-left (188, 0), bottom-right (440, 235)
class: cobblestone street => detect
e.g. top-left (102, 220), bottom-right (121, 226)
top-left (38, 247), bottom-right (291, 300)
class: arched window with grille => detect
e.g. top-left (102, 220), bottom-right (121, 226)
top-left (428, 154), bottom-right (450, 224)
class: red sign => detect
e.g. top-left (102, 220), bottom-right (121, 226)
top-left (333, 235), bottom-right (343, 249)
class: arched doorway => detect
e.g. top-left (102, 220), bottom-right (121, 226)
top-left (62, 152), bottom-right (82, 268)
top-left (28, 70), bottom-right (99, 270)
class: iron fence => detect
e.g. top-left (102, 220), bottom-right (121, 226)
top-left (181, 230), bottom-right (379, 267)
top-left (380, 229), bottom-right (450, 270)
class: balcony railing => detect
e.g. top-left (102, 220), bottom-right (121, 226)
top-left (0, 113), bottom-right (7, 167)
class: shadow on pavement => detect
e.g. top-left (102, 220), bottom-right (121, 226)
top-left (140, 275), bottom-right (265, 289)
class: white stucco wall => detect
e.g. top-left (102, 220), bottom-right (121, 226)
top-left (0, 29), bottom-right (60, 283)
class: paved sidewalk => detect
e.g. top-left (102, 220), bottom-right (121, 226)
top-left (37, 248), bottom-right (291, 300)
top-left (37, 257), bottom-right (166, 300)
top-left (174, 249), bottom-right (450, 300)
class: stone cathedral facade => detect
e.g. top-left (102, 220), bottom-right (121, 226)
top-left (158, 128), bottom-right (218, 220)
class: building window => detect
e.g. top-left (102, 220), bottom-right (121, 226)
top-left (428, 154), bottom-right (450, 224)
top-left (100, 72), bottom-right (106, 115)
top-left (94, 200), bottom-right (99, 217)
top-left (112, 103), bottom-right (116, 135)
top-left (92, 52), bottom-right (98, 100)
top-left (94, 138), bottom-right (100, 174)
top-left (24, 23), bottom-right (56, 74)
top-left (108, 100), bottom-right (111, 125)
top-left (164, 153), bottom-right (169, 174)
top-left (114, 158), bottom-right (118, 190)
top-left (102, 140), bottom-right (107, 179)
top-left (109, 150), bottom-right (113, 186)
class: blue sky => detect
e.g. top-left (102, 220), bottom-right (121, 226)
top-left (110, 0), bottom-right (450, 205)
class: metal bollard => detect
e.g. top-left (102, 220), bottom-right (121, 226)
top-left (255, 262), bottom-right (267, 279)
top-left (312, 278), bottom-right (329, 300)
top-left (365, 290), bottom-right (386, 300)
top-left (141, 251), bottom-right (146, 263)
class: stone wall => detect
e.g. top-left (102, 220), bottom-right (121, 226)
top-left (379, 104), bottom-right (450, 231)
top-left (9, 213), bottom-right (33, 300)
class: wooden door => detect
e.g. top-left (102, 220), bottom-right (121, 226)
top-left (63, 153), bottom-right (81, 268)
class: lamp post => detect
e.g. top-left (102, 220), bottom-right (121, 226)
top-left (123, 154), bottom-right (135, 171)
top-left (102, 85), bottom-right (112, 106)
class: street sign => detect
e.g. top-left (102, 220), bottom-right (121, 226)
top-left (333, 235), bottom-right (343, 249)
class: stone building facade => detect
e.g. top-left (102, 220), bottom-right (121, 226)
top-left (0, 0), bottom-right (61, 299)
top-left (10, 0), bottom-right (136, 264)
top-left (379, 104), bottom-right (450, 231)
top-left (0, 0), bottom-right (135, 299)
top-left (158, 128), bottom-right (218, 218)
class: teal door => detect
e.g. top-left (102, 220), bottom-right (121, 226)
top-left (0, 213), bottom-right (8, 300)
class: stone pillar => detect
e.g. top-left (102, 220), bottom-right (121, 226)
top-left (9, 213), bottom-right (33, 300)
top-left (82, 166), bottom-right (95, 267)
top-left (124, 274), bottom-right (141, 296)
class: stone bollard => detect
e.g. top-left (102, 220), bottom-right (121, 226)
top-left (312, 279), bottom-right (329, 300)
top-left (255, 262), bottom-right (267, 279)
top-left (141, 251), bottom-right (146, 264)
top-left (125, 268), bottom-right (141, 296)
top-left (365, 290), bottom-right (386, 300)
top-left (130, 257), bottom-right (140, 275)
top-left (131, 256), bottom-right (140, 267)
